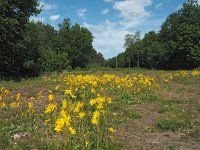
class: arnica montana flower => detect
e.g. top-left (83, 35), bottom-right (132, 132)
top-left (48, 94), bottom-right (54, 101)
top-left (44, 103), bottom-right (57, 113)
top-left (91, 111), bottom-right (100, 125)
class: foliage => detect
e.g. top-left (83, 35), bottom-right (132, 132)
top-left (0, 2), bottom-right (104, 77)
top-left (107, 0), bottom-right (200, 70)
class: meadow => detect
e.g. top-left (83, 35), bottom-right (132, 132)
top-left (0, 69), bottom-right (200, 150)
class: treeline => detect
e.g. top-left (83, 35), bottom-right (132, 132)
top-left (0, 0), bottom-right (104, 77)
top-left (106, 0), bottom-right (200, 70)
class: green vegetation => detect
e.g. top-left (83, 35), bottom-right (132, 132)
top-left (107, 0), bottom-right (200, 70)
top-left (0, 1), bottom-right (104, 77)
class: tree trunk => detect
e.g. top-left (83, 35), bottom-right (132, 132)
top-left (137, 54), bottom-right (140, 68)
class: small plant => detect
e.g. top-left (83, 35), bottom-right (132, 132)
top-left (140, 91), bottom-right (157, 103)
top-left (156, 118), bottom-right (184, 131)
top-left (123, 109), bottom-right (141, 119)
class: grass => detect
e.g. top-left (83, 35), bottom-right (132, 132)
top-left (0, 69), bottom-right (200, 149)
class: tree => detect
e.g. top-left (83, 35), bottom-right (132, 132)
top-left (0, 0), bottom-right (39, 76)
top-left (69, 23), bottom-right (94, 68)
top-left (124, 31), bottom-right (142, 68)
top-left (159, 0), bottom-right (200, 69)
top-left (143, 31), bottom-right (166, 69)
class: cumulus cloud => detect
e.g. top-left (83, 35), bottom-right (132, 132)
top-left (29, 16), bottom-right (45, 22)
top-left (77, 9), bottom-right (87, 19)
top-left (113, 0), bottom-right (152, 21)
top-left (101, 9), bottom-right (109, 15)
top-left (39, 1), bottom-right (57, 11)
top-left (82, 0), bottom-right (155, 58)
top-left (83, 20), bottom-right (135, 58)
top-left (198, 0), bottom-right (200, 5)
top-left (49, 14), bottom-right (60, 21)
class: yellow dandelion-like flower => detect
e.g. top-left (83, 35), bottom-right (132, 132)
top-left (16, 93), bottom-right (20, 101)
top-left (78, 112), bottom-right (85, 119)
top-left (62, 99), bottom-right (67, 109)
top-left (70, 94), bottom-right (77, 99)
top-left (107, 98), bottom-right (112, 104)
top-left (74, 102), bottom-right (84, 113)
top-left (64, 89), bottom-right (72, 95)
top-left (69, 126), bottom-right (76, 135)
top-left (28, 102), bottom-right (33, 109)
top-left (54, 118), bottom-right (65, 132)
top-left (44, 103), bottom-right (57, 114)
top-left (108, 127), bottom-right (114, 133)
top-left (91, 88), bottom-right (95, 93)
top-left (89, 99), bottom-right (96, 105)
top-left (97, 102), bottom-right (104, 109)
top-left (91, 111), bottom-right (100, 125)
top-left (0, 102), bottom-right (6, 108)
top-left (48, 94), bottom-right (54, 101)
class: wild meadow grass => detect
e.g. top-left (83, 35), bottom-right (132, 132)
top-left (0, 69), bottom-right (200, 149)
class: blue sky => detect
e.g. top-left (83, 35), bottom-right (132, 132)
top-left (30, 0), bottom-right (198, 59)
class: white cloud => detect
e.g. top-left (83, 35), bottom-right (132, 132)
top-left (39, 1), bottom-right (57, 11)
top-left (77, 9), bottom-right (87, 19)
top-left (49, 14), bottom-right (60, 21)
top-left (82, 0), bottom-right (156, 58)
top-left (155, 3), bottom-right (163, 9)
top-left (113, 0), bottom-right (152, 21)
top-left (29, 16), bottom-right (45, 22)
top-left (198, 0), bottom-right (200, 5)
top-left (83, 20), bottom-right (135, 58)
top-left (101, 9), bottom-right (109, 15)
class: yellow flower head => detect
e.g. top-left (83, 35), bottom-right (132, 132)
top-left (78, 112), bottom-right (85, 119)
top-left (64, 89), bottom-right (72, 95)
top-left (108, 127), bottom-right (114, 133)
top-left (0, 102), bottom-right (6, 108)
top-left (69, 126), bottom-right (76, 135)
top-left (91, 111), bottom-right (100, 125)
top-left (89, 99), bottom-right (96, 105)
top-left (44, 103), bottom-right (57, 113)
top-left (48, 94), bottom-right (54, 101)
top-left (74, 102), bottom-right (84, 113)
top-left (28, 102), bottom-right (33, 109)
top-left (16, 93), bottom-right (21, 101)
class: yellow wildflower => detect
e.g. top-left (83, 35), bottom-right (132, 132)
top-left (74, 102), bottom-right (84, 113)
top-left (44, 103), bottom-right (57, 113)
top-left (54, 118), bottom-right (65, 132)
top-left (91, 88), bottom-right (95, 93)
top-left (78, 112), bottom-right (85, 119)
top-left (89, 99), bottom-right (96, 105)
top-left (64, 89), bottom-right (72, 95)
top-left (16, 93), bottom-right (20, 101)
top-left (0, 102), bottom-right (6, 108)
top-left (107, 98), bottom-right (112, 104)
top-left (48, 94), bottom-right (54, 101)
top-left (108, 127), bottom-right (114, 133)
top-left (91, 111), bottom-right (100, 125)
top-left (69, 126), bottom-right (76, 135)
top-left (28, 102), bottom-right (33, 109)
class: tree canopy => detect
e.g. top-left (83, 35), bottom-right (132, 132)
top-left (107, 0), bottom-right (200, 70)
